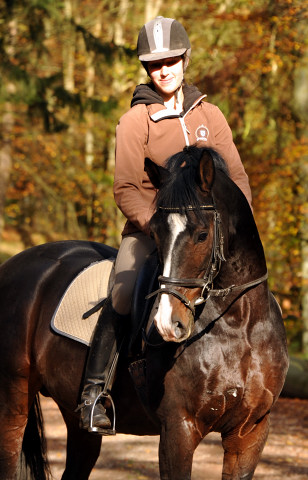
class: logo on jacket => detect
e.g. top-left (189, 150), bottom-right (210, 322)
top-left (195, 125), bottom-right (209, 142)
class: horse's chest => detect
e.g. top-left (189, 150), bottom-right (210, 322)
top-left (160, 351), bottom-right (245, 424)
top-left (158, 367), bottom-right (244, 437)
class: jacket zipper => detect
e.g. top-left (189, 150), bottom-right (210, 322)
top-left (150, 94), bottom-right (207, 147)
top-left (179, 94), bottom-right (207, 147)
top-left (179, 116), bottom-right (190, 146)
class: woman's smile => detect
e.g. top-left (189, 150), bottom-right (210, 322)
top-left (148, 56), bottom-right (184, 102)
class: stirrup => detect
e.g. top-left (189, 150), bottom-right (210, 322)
top-left (88, 390), bottom-right (116, 435)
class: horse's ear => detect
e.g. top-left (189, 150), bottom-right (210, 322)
top-left (144, 158), bottom-right (168, 189)
top-left (197, 150), bottom-right (215, 193)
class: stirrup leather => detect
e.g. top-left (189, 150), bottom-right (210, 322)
top-left (86, 338), bottom-right (123, 435)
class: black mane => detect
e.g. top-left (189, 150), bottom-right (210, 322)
top-left (156, 146), bottom-right (229, 215)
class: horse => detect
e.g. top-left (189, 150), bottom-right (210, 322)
top-left (0, 146), bottom-right (288, 480)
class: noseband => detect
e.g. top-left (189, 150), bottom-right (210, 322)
top-left (147, 204), bottom-right (268, 315)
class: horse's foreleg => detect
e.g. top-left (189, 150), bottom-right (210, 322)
top-left (221, 414), bottom-right (270, 480)
top-left (158, 420), bottom-right (201, 480)
top-left (60, 408), bottom-right (102, 480)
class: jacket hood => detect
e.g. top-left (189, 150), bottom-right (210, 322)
top-left (131, 83), bottom-right (204, 112)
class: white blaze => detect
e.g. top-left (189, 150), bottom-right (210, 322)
top-left (154, 214), bottom-right (187, 332)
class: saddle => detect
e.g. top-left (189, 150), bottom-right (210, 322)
top-left (51, 251), bottom-right (159, 353)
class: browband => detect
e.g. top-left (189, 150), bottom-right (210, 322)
top-left (158, 205), bottom-right (215, 212)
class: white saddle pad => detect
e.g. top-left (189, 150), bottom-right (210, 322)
top-left (51, 259), bottom-right (114, 346)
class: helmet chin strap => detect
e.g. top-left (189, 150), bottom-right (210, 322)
top-left (175, 87), bottom-right (181, 106)
top-left (174, 73), bottom-right (184, 109)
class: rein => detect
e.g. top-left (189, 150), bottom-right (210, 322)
top-left (146, 204), bottom-right (268, 315)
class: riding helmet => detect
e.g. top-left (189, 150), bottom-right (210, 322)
top-left (137, 16), bottom-right (191, 69)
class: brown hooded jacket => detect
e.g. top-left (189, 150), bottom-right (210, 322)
top-left (114, 84), bottom-right (252, 236)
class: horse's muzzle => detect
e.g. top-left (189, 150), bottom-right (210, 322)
top-left (154, 311), bottom-right (194, 343)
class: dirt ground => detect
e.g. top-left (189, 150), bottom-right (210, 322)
top-left (41, 395), bottom-right (308, 480)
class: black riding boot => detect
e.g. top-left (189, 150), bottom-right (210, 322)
top-left (78, 297), bottom-right (128, 434)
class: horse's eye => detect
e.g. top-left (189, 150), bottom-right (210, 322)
top-left (197, 232), bottom-right (208, 243)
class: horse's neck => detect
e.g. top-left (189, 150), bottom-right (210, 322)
top-left (225, 218), bottom-right (267, 283)
top-left (233, 232), bottom-right (266, 283)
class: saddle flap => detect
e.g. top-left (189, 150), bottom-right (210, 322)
top-left (51, 259), bottom-right (115, 345)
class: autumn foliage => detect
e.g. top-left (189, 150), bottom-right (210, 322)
top-left (0, 0), bottom-right (307, 351)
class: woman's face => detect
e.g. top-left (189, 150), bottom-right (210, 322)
top-left (147, 56), bottom-right (184, 102)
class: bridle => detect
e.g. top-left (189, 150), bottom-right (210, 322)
top-left (146, 204), bottom-right (268, 315)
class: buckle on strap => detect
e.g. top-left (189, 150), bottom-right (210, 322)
top-left (75, 398), bottom-right (94, 412)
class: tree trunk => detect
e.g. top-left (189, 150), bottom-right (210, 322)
top-left (0, 18), bottom-right (17, 237)
top-left (63, 0), bottom-right (76, 93)
top-left (0, 100), bottom-right (13, 237)
top-left (144, 0), bottom-right (163, 21)
top-left (293, 27), bottom-right (308, 354)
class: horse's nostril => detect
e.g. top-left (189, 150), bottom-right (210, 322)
top-left (173, 321), bottom-right (183, 339)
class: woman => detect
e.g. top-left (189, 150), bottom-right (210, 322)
top-left (78, 16), bottom-right (252, 433)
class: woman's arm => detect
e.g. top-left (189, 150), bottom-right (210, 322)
top-left (113, 106), bottom-right (154, 234)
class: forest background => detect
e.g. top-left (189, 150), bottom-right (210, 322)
top-left (0, 0), bottom-right (307, 355)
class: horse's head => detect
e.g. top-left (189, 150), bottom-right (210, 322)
top-left (146, 147), bottom-right (229, 343)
